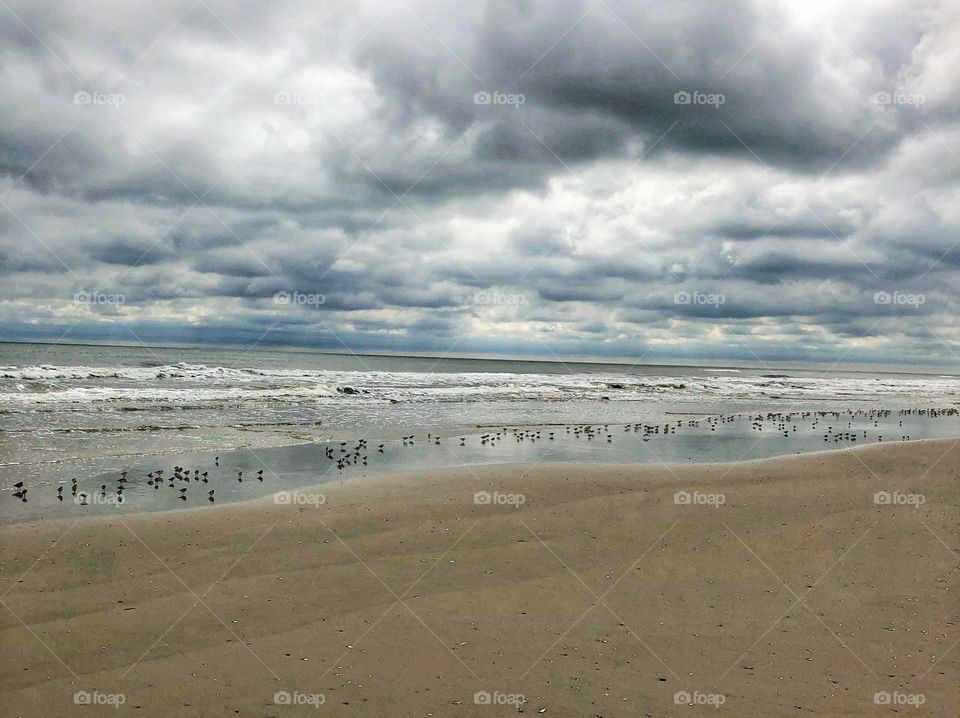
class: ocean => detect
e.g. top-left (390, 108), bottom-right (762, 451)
top-left (2, 341), bottom-right (959, 523)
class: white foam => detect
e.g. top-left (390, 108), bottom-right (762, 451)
top-left (2, 362), bottom-right (959, 411)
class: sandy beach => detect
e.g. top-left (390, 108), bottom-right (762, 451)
top-left (0, 440), bottom-right (957, 717)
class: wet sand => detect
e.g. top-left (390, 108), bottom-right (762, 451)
top-left (0, 440), bottom-right (958, 716)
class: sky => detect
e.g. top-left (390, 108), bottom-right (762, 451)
top-left (1, 0), bottom-right (958, 366)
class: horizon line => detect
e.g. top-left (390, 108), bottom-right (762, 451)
top-left (1, 339), bottom-right (956, 377)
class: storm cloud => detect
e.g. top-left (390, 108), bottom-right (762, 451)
top-left (1, 0), bottom-right (959, 366)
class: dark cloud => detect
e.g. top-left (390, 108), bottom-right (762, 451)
top-left (0, 0), bottom-right (958, 365)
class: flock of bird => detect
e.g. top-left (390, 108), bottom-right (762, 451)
top-left (7, 407), bottom-right (957, 508)
top-left (8, 456), bottom-right (265, 506)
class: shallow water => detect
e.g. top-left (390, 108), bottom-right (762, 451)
top-left (4, 342), bottom-right (960, 471)
top-left (3, 407), bottom-right (956, 525)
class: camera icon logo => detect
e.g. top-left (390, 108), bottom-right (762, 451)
top-left (674, 490), bottom-right (692, 505)
top-left (673, 91), bottom-right (691, 105)
top-left (473, 91), bottom-right (492, 105)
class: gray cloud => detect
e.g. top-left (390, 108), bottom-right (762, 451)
top-left (0, 0), bottom-right (958, 365)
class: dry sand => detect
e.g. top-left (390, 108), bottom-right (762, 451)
top-left (0, 440), bottom-right (957, 717)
